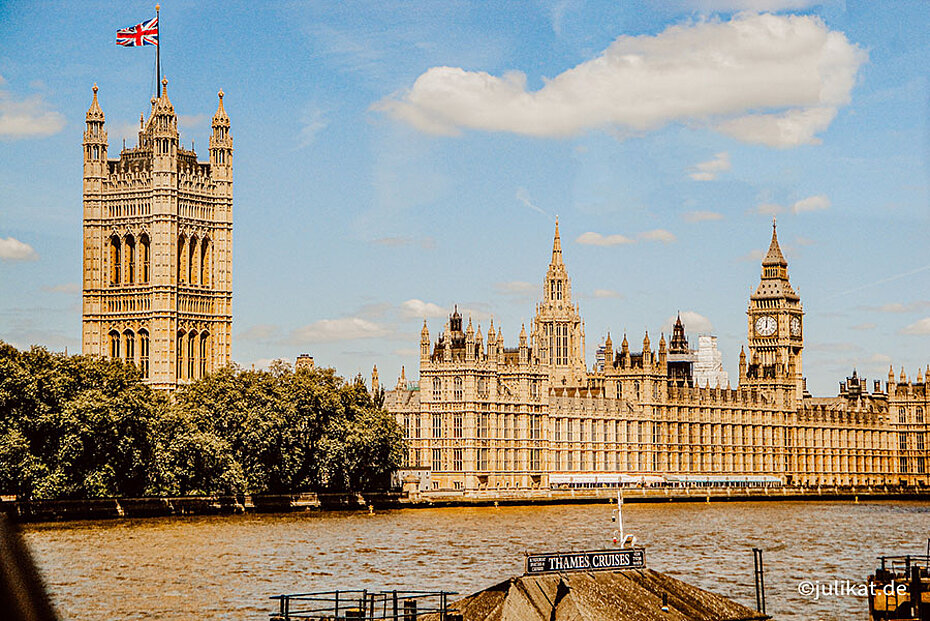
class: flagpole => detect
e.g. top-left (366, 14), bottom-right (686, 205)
top-left (155, 4), bottom-right (161, 89)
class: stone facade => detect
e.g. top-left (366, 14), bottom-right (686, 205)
top-left (81, 80), bottom-right (233, 390)
top-left (386, 221), bottom-right (930, 492)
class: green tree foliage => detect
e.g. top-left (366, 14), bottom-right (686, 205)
top-left (0, 342), bottom-right (405, 499)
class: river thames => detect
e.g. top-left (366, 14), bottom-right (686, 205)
top-left (22, 500), bottom-right (930, 620)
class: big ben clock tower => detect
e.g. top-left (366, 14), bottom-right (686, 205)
top-left (746, 220), bottom-right (804, 398)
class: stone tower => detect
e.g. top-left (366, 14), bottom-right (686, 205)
top-left (81, 80), bottom-right (233, 390)
top-left (745, 219), bottom-right (804, 398)
top-left (532, 219), bottom-right (586, 386)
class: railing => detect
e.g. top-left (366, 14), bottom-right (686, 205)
top-left (877, 554), bottom-right (930, 578)
top-left (270, 590), bottom-right (457, 621)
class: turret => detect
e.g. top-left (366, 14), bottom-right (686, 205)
top-left (475, 324), bottom-right (484, 359)
top-left (604, 332), bottom-right (614, 369)
top-left (83, 85), bottom-right (108, 176)
top-left (519, 323), bottom-right (528, 364)
top-left (396, 365), bottom-right (407, 390)
top-left (371, 365), bottom-right (379, 392)
top-left (621, 333), bottom-right (630, 367)
top-left (420, 320), bottom-right (430, 361)
top-left (642, 332), bottom-right (651, 366)
top-left (465, 316), bottom-right (475, 359)
top-left (739, 346), bottom-right (747, 382)
top-left (149, 78), bottom-right (179, 170)
top-left (658, 333), bottom-right (667, 369)
top-left (209, 89), bottom-right (233, 176)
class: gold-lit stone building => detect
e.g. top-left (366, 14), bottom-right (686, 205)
top-left (81, 80), bottom-right (233, 390)
top-left (386, 221), bottom-right (929, 492)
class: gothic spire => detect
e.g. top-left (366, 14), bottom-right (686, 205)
top-left (763, 217), bottom-right (788, 267)
top-left (550, 217), bottom-right (563, 266)
top-left (86, 84), bottom-right (104, 122)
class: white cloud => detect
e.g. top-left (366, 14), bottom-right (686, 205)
top-left (685, 0), bottom-right (822, 9)
top-left (0, 236), bottom-right (38, 261)
top-left (663, 311), bottom-right (714, 334)
top-left (0, 76), bottom-right (66, 140)
top-left (683, 210), bottom-right (724, 222)
top-left (869, 353), bottom-right (892, 363)
top-left (901, 318), bottom-right (930, 335)
top-left (717, 107), bottom-right (837, 148)
top-left (792, 194), bottom-right (831, 213)
top-left (851, 323), bottom-right (876, 331)
top-left (292, 317), bottom-right (390, 342)
top-left (400, 299), bottom-right (447, 318)
top-left (576, 232), bottom-right (635, 246)
top-left (638, 229), bottom-right (677, 243)
top-left (688, 152), bottom-right (730, 181)
top-left (754, 202), bottom-right (784, 215)
top-left (375, 13), bottom-right (865, 147)
top-left (738, 249), bottom-right (767, 262)
top-left (592, 289), bottom-right (621, 298)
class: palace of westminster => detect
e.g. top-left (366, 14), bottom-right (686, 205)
top-left (81, 84), bottom-right (929, 491)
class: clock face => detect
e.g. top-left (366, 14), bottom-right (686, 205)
top-left (755, 315), bottom-right (777, 337)
top-left (790, 316), bottom-right (802, 337)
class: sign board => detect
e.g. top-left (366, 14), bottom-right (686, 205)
top-left (525, 548), bottom-right (645, 575)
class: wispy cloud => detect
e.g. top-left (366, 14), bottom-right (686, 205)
top-left (0, 76), bottom-right (65, 140)
top-left (43, 282), bottom-right (80, 294)
top-left (291, 317), bottom-right (390, 343)
top-left (298, 106), bottom-right (328, 148)
top-left (0, 236), bottom-right (38, 261)
top-left (901, 318), bottom-right (930, 335)
top-left (683, 210), bottom-right (724, 222)
top-left (577, 229), bottom-right (676, 246)
top-left (792, 194), bottom-right (830, 214)
top-left (238, 324), bottom-right (281, 341)
top-left (400, 299), bottom-right (447, 319)
top-left (850, 322), bottom-right (876, 331)
top-left (495, 281), bottom-right (537, 300)
top-left (375, 14), bottom-right (865, 147)
top-left (371, 236), bottom-right (436, 250)
top-left (687, 152), bottom-right (730, 181)
top-left (863, 301), bottom-right (930, 313)
top-left (515, 187), bottom-right (551, 218)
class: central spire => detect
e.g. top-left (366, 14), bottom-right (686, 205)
top-left (763, 217), bottom-right (787, 267)
top-left (550, 216), bottom-right (562, 266)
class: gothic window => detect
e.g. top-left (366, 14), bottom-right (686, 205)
top-left (200, 238), bottom-right (210, 287)
top-left (432, 377), bottom-right (442, 399)
top-left (109, 330), bottom-right (120, 359)
top-left (555, 323), bottom-right (568, 365)
top-left (188, 236), bottom-right (198, 285)
top-left (123, 329), bottom-right (134, 364)
top-left (199, 332), bottom-right (209, 378)
top-left (530, 380), bottom-right (539, 400)
top-left (453, 413), bottom-right (463, 438)
top-left (187, 331), bottom-right (197, 379)
top-left (453, 376), bottom-right (463, 401)
top-left (477, 448), bottom-right (488, 471)
top-left (634, 381), bottom-right (641, 400)
top-left (124, 235), bottom-right (135, 285)
top-left (176, 331), bottom-right (185, 379)
top-left (453, 448), bottom-right (463, 472)
top-left (403, 414), bottom-right (411, 438)
top-left (477, 377), bottom-right (487, 398)
top-left (432, 413), bottom-right (442, 438)
top-left (109, 236), bottom-right (121, 286)
top-left (139, 330), bottom-right (149, 378)
top-left (177, 235), bottom-right (186, 284)
top-left (432, 448), bottom-right (441, 470)
top-left (898, 407), bottom-right (906, 424)
top-left (139, 234), bottom-right (150, 283)
top-left (916, 407), bottom-right (924, 424)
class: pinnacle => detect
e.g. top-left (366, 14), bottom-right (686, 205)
top-left (762, 218), bottom-right (788, 267)
top-left (550, 217), bottom-right (563, 266)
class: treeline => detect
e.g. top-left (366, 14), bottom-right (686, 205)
top-left (0, 342), bottom-right (405, 500)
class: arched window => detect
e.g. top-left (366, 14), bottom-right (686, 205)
top-left (199, 332), bottom-right (209, 378)
top-left (177, 235), bottom-right (186, 285)
top-left (139, 234), bottom-right (150, 283)
top-left (109, 330), bottom-right (121, 359)
top-left (453, 376), bottom-right (463, 400)
top-left (432, 377), bottom-right (442, 399)
top-left (200, 238), bottom-right (210, 287)
top-left (123, 329), bottom-right (135, 364)
top-left (139, 329), bottom-right (150, 378)
top-left (917, 407), bottom-right (924, 424)
top-left (187, 331), bottom-right (197, 379)
top-left (109, 236), bottom-right (121, 285)
top-left (176, 330), bottom-right (185, 379)
top-left (899, 408), bottom-right (907, 424)
top-left (124, 235), bottom-right (135, 285)
top-left (188, 236), bottom-right (198, 285)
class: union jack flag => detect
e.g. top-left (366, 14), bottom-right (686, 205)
top-left (116, 16), bottom-right (158, 47)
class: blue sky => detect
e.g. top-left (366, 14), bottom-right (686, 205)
top-left (0, 0), bottom-right (928, 395)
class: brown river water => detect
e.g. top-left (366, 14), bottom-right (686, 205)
top-left (22, 500), bottom-right (930, 621)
